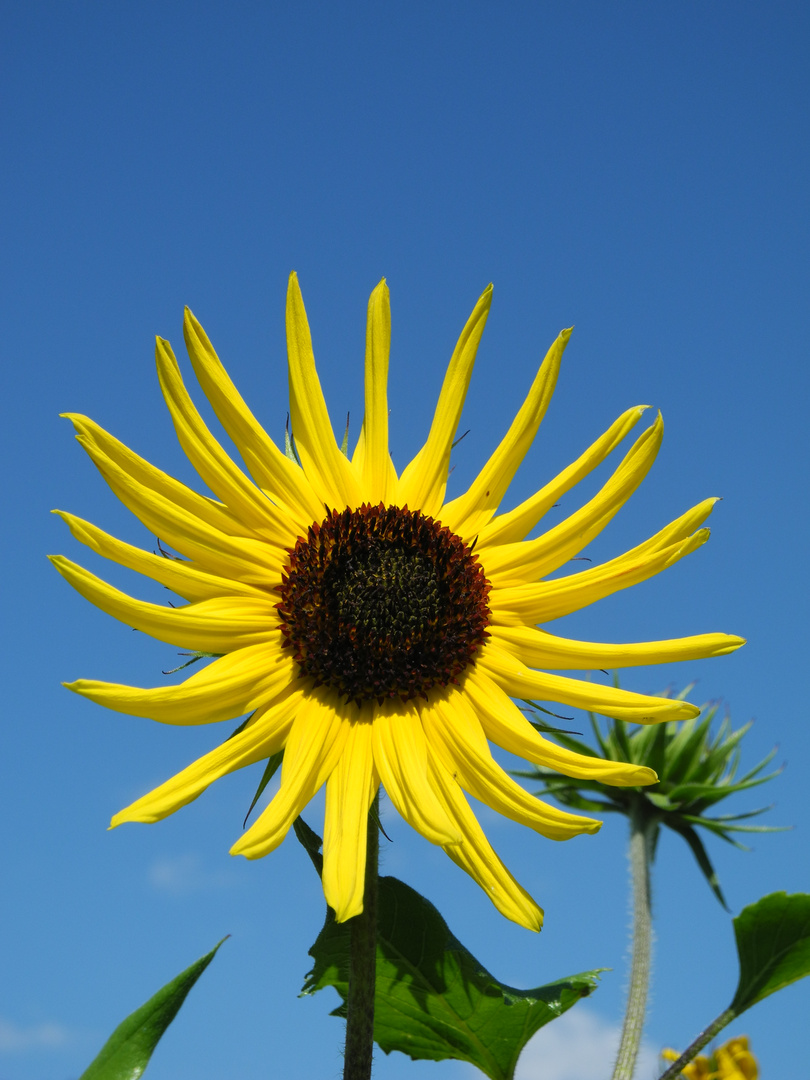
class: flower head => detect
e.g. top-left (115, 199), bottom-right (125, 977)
top-left (521, 697), bottom-right (783, 908)
top-left (662, 1035), bottom-right (758, 1079)
top-left (53, 275), bottom-right (743, 928)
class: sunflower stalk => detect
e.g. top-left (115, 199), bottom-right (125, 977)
top-left (343, 794), bottom-right (380, 1080)
top-left (612, 802), bottom-right (656, 1080)
top-left (656, 1007), bottom-right (736, 1080)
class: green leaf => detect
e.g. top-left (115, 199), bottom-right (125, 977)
top-left (303, 876), bottom-right (601, 1080)
top-left (730, 892), bottom-right (810, 1014)
top-left (79, 939), bottom-right (226, 1080)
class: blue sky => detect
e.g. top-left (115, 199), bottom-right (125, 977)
top-left (2, 3), bottom-right (808, 1078)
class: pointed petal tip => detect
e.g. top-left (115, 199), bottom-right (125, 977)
top-left (332, 899), bottom-right (365, 923)
top-left (636, 767), bottom-right (658, 786)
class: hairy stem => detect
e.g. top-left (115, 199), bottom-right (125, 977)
top-left (656, 1007), bottom-right (736, 1080)
top-left (343, 796), bottom-right (379, 1080)
top-left (612, 804), bottom-right (655, 1080)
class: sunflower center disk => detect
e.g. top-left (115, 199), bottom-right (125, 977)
top-left (277, 504), bottom-right (491, 704)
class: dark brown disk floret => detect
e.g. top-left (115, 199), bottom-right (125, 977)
top-left (276, 503), bottom-right (491, 704)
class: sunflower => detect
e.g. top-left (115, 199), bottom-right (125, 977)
top-left (52, 275), bottom-right (743, 929)
top-left (662, 1036), bottom-right (758, 1080)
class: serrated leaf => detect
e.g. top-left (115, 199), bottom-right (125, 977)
top-left (730, 892), bottom-right (810, 1013)
top-left (79, 939), bottom-right (226, 1080)
top-left (303, 876), bottom-right (601, 1080)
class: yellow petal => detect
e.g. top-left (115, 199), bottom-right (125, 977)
top-left (183, 307), bottom-right (324, 526)
top-left (490, 518), bottom-right (713, 626)
top-left (480, 413), bottom-right (664, 586)
top-left (65, 642), bottom-right (296, 725)
top-left (65, 424), bottom-right (284, 585)
top-left (464, 668), bottom-right (657, 787)
top-left (479, 405), bottom-right (649, 547)
top-left (478, 639), bottom-right (701, 724)
top-left (285, 273), bottom-right (362, 508)
top-left (111, 687), bottom-right (300, 825)
top-left (396, 286), bottom-right (492, 516)
top-left (492, 624), bottom-right (746, 669)
top-left (155, 336), bottom-right (298, 546)
top-left (63, 413), bottom-right (256, 539)
top-left (422, 692), bottom-right (602, 840)
top-left (371, 698), bottom-right (461, 846)
top-left (323, 718), bottom-right (379, 922)
top-left (354, 280), bottom-right (397, 503)
top-left (426, 751), bottom-right (544, 930)
top-left (52, 510), bottom-right (269, 604)
top-left (440, 328), bottom-right (570, 538)
top-left (231, 689), bottom-right (353, 859)
top-left (51, 556), bottom-right (278, 653)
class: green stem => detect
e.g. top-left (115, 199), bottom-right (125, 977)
top-left (612, 804), bottom-right (655, 1080)
top-left (656, 1007), bottom-right (736, 1080)
top-left (343, 796), bottom-right (379, 1080)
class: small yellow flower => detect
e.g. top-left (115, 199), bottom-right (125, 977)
top-left (53, 276), bottom-right (743, 927)
top-left (662, 1036), bottom-right (758, 1079)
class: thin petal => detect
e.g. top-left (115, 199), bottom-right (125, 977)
top-left (111, 687), bottom-right (301, 825)
top-left (440, 329), bottom-right (570, 538)
top-left (422, 692), bottom-right (602, 840)
top-left (285, 273), bottom-right (362, 508)
top-left (479, 405), bottom-right (649, 547)
top-left (323, 718), bottom-right (379, 921)
top-left (490, 514), bottom-right (714, 626)
top-left (52, 510), bottom-right (270, 603)
top-left (63, 413), bottom-right (257, 539)
top-left (478, 639), bottom-right (701, 724)
top-left (396, 286), bottom-right (492, 516)
top-left (51, 556), bottom-right (278, 652)
top-left (464, 668), bottom-right (656, 786)
top-left (155, 336), bottom-right (298, 546)
top-left (231, 689), bottom-right (353, 859)
top-left (492, 624), bottom-right (746, 670)
top-left (354, 279), bottom-right (397, 503)
top-left (65, 642), bottom-right (296, 725)
top-left (371, 698), bottom-right (461, 845)
top-left (479, 413), bottom-right (664, 586)
top-left (426, 751), bottom-right (544, 930)
top-left (66, 422), bottom-right (284, 584)
top-left (183, 307), bottom-right (324, 525)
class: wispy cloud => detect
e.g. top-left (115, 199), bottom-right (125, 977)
top-left (147, 853), bottom-right (236, 896)
top-left (511, 1007), bottom-right (660, 1080)
top-left (0, 1017), bottom-right (71, 1053)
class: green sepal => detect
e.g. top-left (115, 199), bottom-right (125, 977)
top-left (730, 892), bottom-right (810, 1014)
top-left (242, 750), bottom-right (284, 827)
top-left (666, 820), bottom-right (729, 910)
top-left (303, 874), bottom-right (601, 1080)
top-left (78, 939), bottom-right (227, 1080)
